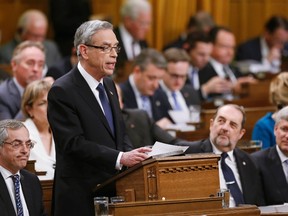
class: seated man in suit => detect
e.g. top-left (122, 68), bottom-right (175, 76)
top-left (251, 106), bottom-right (288, 205)
top-left (0, 119), bottom-right (46, 215)
top-left (0, 41), bottom-right (45, 120)
top-left (0, 9), bottom-right (61, 70)
top-left (158, 48), bottom-right (201, 116)
top-left (163, 11), bottom-right (215, 51)
top-left (120, 48), bottom-right (172, 129)
top-left (199, 26), bottom-right (256, 101)
top-left (185, 104), bottom-right (265, 207)
top-left (116, 84), bottom-right (192, 148)
top-left (236, 15), bottom-right (288, 74)
top-left (114, 0), bottom-right (151, 80)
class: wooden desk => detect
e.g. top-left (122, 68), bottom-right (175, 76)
top-left (41, 180), bottom-right (53, 216)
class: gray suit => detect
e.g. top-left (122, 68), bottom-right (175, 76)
top-left (0, 78), bottom-right (23, 120)
top-left (251, 146), bottom-right (288, 205)
top-left (0, 38), bottom-right (62, 68)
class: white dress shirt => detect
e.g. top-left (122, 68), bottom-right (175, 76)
top-left (0, 166), bottom-right (29, 215)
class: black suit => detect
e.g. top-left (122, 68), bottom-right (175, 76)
top-left (0, 169), bottom-right (46, 216)
top-left (48, 67), bottom-right (133, 216)
top-left (235, 37), bottom-right (262, 62)
top-left (185, 139), bottom-right (265, 206)
top-left (46, 56), bottom-right (73, 80)
top-left (120, 79), bottom-right (171, 121)
top-left (251, 146), bottom-right (288, 205)
top-left (113, 27), bottom-right (148, 70)
top-left (122, 109), bottom-right (180, 148)
top-left (198, 62), bottom-right (243, 100)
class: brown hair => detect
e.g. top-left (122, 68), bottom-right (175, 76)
top-left (21, 79), bottom-right (52, 118)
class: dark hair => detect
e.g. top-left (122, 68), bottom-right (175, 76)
top-left (213, 104), bottom-right (246, 128)
top-left (265, 15), bottom-right (288, 33)
top-left (209, 26), bottom-right (232, 43)
top-left (184, 31), bottom-right (212, 51)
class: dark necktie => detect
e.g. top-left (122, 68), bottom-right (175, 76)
top-left (221, 152), bottom-right (244, 206)
top-left (171, 92), bottom-right (182, 110)
top-left (11, 174), bottom-right (23, 216)
top-left (189, 67), bottom-right (197, 88)
top-left (97, 83), bottom-right (114, 135)
top-left (284, 160), bottom-right (288, 183)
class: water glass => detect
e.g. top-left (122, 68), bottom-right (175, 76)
top-left (94, 196), bottom-right (109, 216)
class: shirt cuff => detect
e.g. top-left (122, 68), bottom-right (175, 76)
top-left (115, 152), bottom-right (123, 170)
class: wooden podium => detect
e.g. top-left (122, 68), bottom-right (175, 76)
top-left (95, 153), bottom-right (260, 215)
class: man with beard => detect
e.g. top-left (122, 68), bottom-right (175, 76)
top-left (185, 104), bottom-right (265, 207)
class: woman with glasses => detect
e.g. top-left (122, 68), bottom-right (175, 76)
top-left (21, 78), bottom-right (55, 180)
top-left (252, 72), bottom-right (288, 149)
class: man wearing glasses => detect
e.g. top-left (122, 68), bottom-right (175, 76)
top-left (0, 119), bottom-right (46, 216)
top-left (47, 20), bottom-right (151, 216)
top-left (158, 48), bottom-right (201, 117)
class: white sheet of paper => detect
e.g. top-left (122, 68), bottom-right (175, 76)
top-left (168, 110), bottom-right (189, 124)
top-left (258, 203), bottom-right (288, 213)
top-left (147, 141), bottom-right (189, 158)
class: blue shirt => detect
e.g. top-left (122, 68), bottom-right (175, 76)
top-left (252, 112), bottom-right (275, 149)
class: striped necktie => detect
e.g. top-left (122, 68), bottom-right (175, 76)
top-left (11, 174), bottom-right (23, 216)
top-left (221, 153), bottom-right (244, 206)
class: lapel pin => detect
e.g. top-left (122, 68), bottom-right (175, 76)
top-left (156, 101), bottom-right (161, 106)
top-left (110, 91), bottom-right (113, 95)
top-left (242, 161), bottom-right (246, 166)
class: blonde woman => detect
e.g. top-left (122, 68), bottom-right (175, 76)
top-left (252, 72), bottom-right (288, 149)
top-left (21, 79), bottom-right (55, 179)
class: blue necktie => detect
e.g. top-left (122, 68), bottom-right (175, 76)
top-left (12, 174), bottom-right (23, 216)
top-left (97, 83), bottom-right (114, 135)
top-left (141, 96), bottom-right (152, 118)
top-left (221, 152), bottom-right (244, 206)
top-left (171, 92), bottom-right (182, 110)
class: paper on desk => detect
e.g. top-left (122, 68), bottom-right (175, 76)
top-left (147, 141), bottom-right (189, 158)
top-left (258, 203), bottom-right (288, 213)
top-left (168, 110), bottom-right (189, 124)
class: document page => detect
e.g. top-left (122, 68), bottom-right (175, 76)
top-left (147, 141), bottom-right (189, 158)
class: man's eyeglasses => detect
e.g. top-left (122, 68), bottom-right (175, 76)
top-left (2, 140), bottom-right (35, 149)
top-left (85, 44), bottom-right (121, 53)
top-left (168, 73), bottom-right (187, 80)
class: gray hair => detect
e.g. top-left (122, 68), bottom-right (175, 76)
top-left (120, 0), bottom-right (151, 20)
top-left (0, 120), bottom-right (26, 146)
top-left (12, 40), bottom-right (45, 63)
top-left (275, 106), bottom-right (288, 125)
top-left (74, 20), bottom-right (113, 56)
top-left (133, 48), bottom-right (167, 71)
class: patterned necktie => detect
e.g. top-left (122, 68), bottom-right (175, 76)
top-left (97, 83), bottom-right (114, 135)
top-left (221, 152), bottom-right (244, 206)
top-left (141, 95), bottom-right (152, 118)
top-left (11, 174), bottom-right (23, 216)
top-left (171, 92), bottom-right (182, 110)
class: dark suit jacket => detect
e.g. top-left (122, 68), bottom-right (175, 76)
top-left (122, 108), bottom-right (184, 148)
top-left (47, 67), bottom-right (133, 216)
top-left (153, 85), bottom-right (201, 123)
top-left (0, 38), bottom-right (62, 67)
top-left (0, 169), bottom-right (46, 216)
top-left (185, 139), bottom-right (265, 206)
top-left (235, 37), bottom-right (262, 62)
top-left (0, 78), bottom-right (23, 120)
top-left (113, 27), bottom-right (148, 70)
top-left (46, 56), bottom-right (73, 80)
top-left (251, 146), bottom-right (288, 205)
top-left (198, 62), bottom-right (243, 100)
top-left (120, 80), bottom-right (171, 121)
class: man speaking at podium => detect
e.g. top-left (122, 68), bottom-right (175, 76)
top-left (47, 20), bottom-right (151, 216)
top-left (185, 104), bottom-right (265, 207)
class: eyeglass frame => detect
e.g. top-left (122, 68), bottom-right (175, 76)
top-left (84, 44), bottom-right (121, 53)
top-left (2, 139), bottom-right (36, 149)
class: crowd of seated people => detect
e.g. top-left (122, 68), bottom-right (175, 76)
top-left (1, 3), bottom-right (288, 215)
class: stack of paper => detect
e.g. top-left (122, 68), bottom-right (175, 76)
top-left (147, 141), bottom-right (189, 158)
